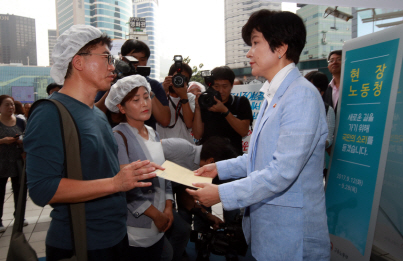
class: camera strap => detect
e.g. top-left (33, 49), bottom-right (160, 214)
top-left (166, 96), bottom-right (185, 129)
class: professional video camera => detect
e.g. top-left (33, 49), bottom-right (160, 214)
top-left (198, 70), bottom-right (222, 110)
top-left (113, 56), bottom-right (151, 82)
top-left (190, 213), bottom-right (248, 261)
top-left (171, 55), bottom-right (188, 88)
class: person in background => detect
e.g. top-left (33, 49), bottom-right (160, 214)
top-left (187, 81), bottom-right (206, 96)
top-left (159, 62), bottom-right (195, 144)
top-left (324, 50), bottom-right (342, 113)
top-left (105, 75), bottom-right (174, 261)
top-left (187, 10), bottom-right (330, 261)
top-left (46, 83), bottom-right (63, 96)
top-left (14, 100), bottom-right (26, 122)
top-left (305, 71), bottom-right (335, 179)
top-left (0, 95), bottom-right (26, 233)
top-left (233, 78), bottom-right (243, 85)
top-left (23, 103), bottom-right (31, 119)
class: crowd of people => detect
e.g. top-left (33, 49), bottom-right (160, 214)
top-left (0, 8), bottom-right (347, 261)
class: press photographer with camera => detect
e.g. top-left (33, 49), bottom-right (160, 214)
top-left (95, 40), bottom-right (170, 129)
top-left (192, 66), bottom-right (253, 155)
top-left (158, 56), bottom-right (195, 143)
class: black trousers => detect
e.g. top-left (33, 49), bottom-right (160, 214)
top-left (0, 176), bottom-right (20, 223)
top-left (46, 234), bottom-right (129, 261)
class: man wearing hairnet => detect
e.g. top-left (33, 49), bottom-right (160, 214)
top-left (24, 25), bottom-right (161, 261)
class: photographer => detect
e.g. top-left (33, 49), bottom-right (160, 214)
top-left (193, 66), bottom-right (253, 155)
top-left (158, 59), bottom-right (195, 143)
top-left (95, 40), bottom-right (170, 129)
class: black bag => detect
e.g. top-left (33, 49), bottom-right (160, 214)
top-left (7, 99), bottom-right (88, 261)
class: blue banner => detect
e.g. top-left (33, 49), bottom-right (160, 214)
top-left (326, 39), bottom-right (400, 255)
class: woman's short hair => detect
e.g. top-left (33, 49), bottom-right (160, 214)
top-left (14, 100), bottom-right (25, 115)
top-left (0, 95), bottom-right (14, 106)
top-left (242, 10), bottom-right (306, 64)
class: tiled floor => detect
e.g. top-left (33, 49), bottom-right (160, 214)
top-left (0, 180), bottom-right (50, 261)
top-left (0, 179), bottom-right (224, 261)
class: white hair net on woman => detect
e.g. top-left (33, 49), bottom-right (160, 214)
top-left (50, 25), bottom-right (103, 85)
top-left (188, 81), bottom-right (206, 93)
top-left (105, 75), bottom-right (152, 113)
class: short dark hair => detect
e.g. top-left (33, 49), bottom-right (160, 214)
top-left (46, 83), bottom-right (63, 95)
top-left (168, 62), bottom-right (193, 82)
top-left (200, 136), bottom-right (238, 162)
top-left (328, 50), bottom-right (342, 61)
top-left (65, 34), bottom-right (112, 80)
top-left (121, 39), bottom-right (150, 59)
top-left (212, 66), bottom-right (235, 85)
top-left (242, 10), bottom-right (306, 64)
top-left (0, 95), bottom-right (14, 106)
top-left (305, 71), bottom-right (329, 93)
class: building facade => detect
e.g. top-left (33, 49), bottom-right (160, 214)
top-left (224, 0), bottom-right (281, 69)
top-left (297, 5), bottom-right (352, 61)
top-left (56, 0), bottom-right (132, 39)
top-left (48, 29), bottom-right (57, 66)
top-left (132, 0), bottom-right (160, 80)
top-left (0, 65), bottom-right (53, 101)
top-left (0, 14), bottom-right (37, 66)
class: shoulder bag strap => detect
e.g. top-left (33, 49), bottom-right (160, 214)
top-left (113, 130), bottom-right (129, 156)
top-left (49, 99), bottom-right (87, 261)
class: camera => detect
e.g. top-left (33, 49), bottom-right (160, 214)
top-left (190, 213), bottom-right (248, 261)
top-left (114, 56), bottom-right (151, 82)
top-left (198, 70), bottom-right (222, 110)
top-left (171, 55), bottom-right (188, 88)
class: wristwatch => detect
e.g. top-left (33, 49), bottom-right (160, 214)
top-left (222, 109), bottom-right (230, 117)
top-left (179, 99), bottom-right (189, 104)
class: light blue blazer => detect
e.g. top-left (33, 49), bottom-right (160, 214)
top-left (217, 68), bottom-right (330, 261)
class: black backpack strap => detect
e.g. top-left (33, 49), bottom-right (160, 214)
top-left (114, 130), bottom-right (129, 156)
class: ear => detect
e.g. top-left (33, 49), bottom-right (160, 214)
top-left (117, 104), bottom-right (126, 114)
top-left (71, 55), bottom-right (84, 72)
top-left (207, 157), bottom-right (215, 164)
top-left (276, 44), bottom-right (289, 59)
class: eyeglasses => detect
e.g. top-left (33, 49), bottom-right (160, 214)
top-left (77, 53), bottom-right (115, 65)
top-left (328, 58), bottom-right (341, 64)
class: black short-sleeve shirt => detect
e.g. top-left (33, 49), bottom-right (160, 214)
top-left (200, 95), bottom-right (253, 155)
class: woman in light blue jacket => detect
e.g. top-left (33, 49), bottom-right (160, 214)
top-left (105, 75), bottom-right (174, 261)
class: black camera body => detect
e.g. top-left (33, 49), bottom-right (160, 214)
top-left (198, 70), bottom-right (222, 110)
top-left (114, 56), bottom-right (151, 82)
top-left (172, 55), bottom-right (188, 88)
top-left (198, 88), bottom-right (222, 110)
top-left (190, 214), bottom-right (248, 260)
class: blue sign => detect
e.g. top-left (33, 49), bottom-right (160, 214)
top-left (326, 39), bottom-right (400, 255)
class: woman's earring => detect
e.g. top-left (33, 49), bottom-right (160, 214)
top-left (278, 55), bottom-right (282, 59)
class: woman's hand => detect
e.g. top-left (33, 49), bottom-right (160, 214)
top-left (0, 136), bottom-right (18, 145)
top-left (153, 210), bottom-right (170, 232)
top-left (194, 163), bottom-right (218, 178)
top-left (163, 200), bottom-right (174, 232)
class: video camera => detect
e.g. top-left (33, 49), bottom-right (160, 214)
top-left (113, 56), bottom-right (151, 82)
top-left (190, 213), bottom-right (248, 261)
top-left (198, 70), bottom-right (222, 110)
top-left (171, 55), bottom-right (188, 88)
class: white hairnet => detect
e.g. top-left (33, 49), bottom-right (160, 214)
top-left (105, 75), bottom-right (152, 113)
top-left (50, 25), bottom-right (103, 85)
top-left (188, 81), bottom-right (206, 93)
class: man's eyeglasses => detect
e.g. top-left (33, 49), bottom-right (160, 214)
top-left (77, 53), bottom-right (115, 65)
top-left (328, 58), bottom-right (341, 64)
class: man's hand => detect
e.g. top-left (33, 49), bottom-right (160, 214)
top-left (206, 213), bottom-right (224, 230)
top-left (112, 160), bottom-right (161, 192)
top-left (194, 93), bottom-right (201, 109)
top-left (194, 163), bottom-right (218, 178)
top-left (162, 76), bottom-right (172, 94)
top-left (208, 96), bottom-right (227, 113)
top-left (172, 82), bottom-right (189, 99)
top-left (186, 183), bottom-right (221, 207)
